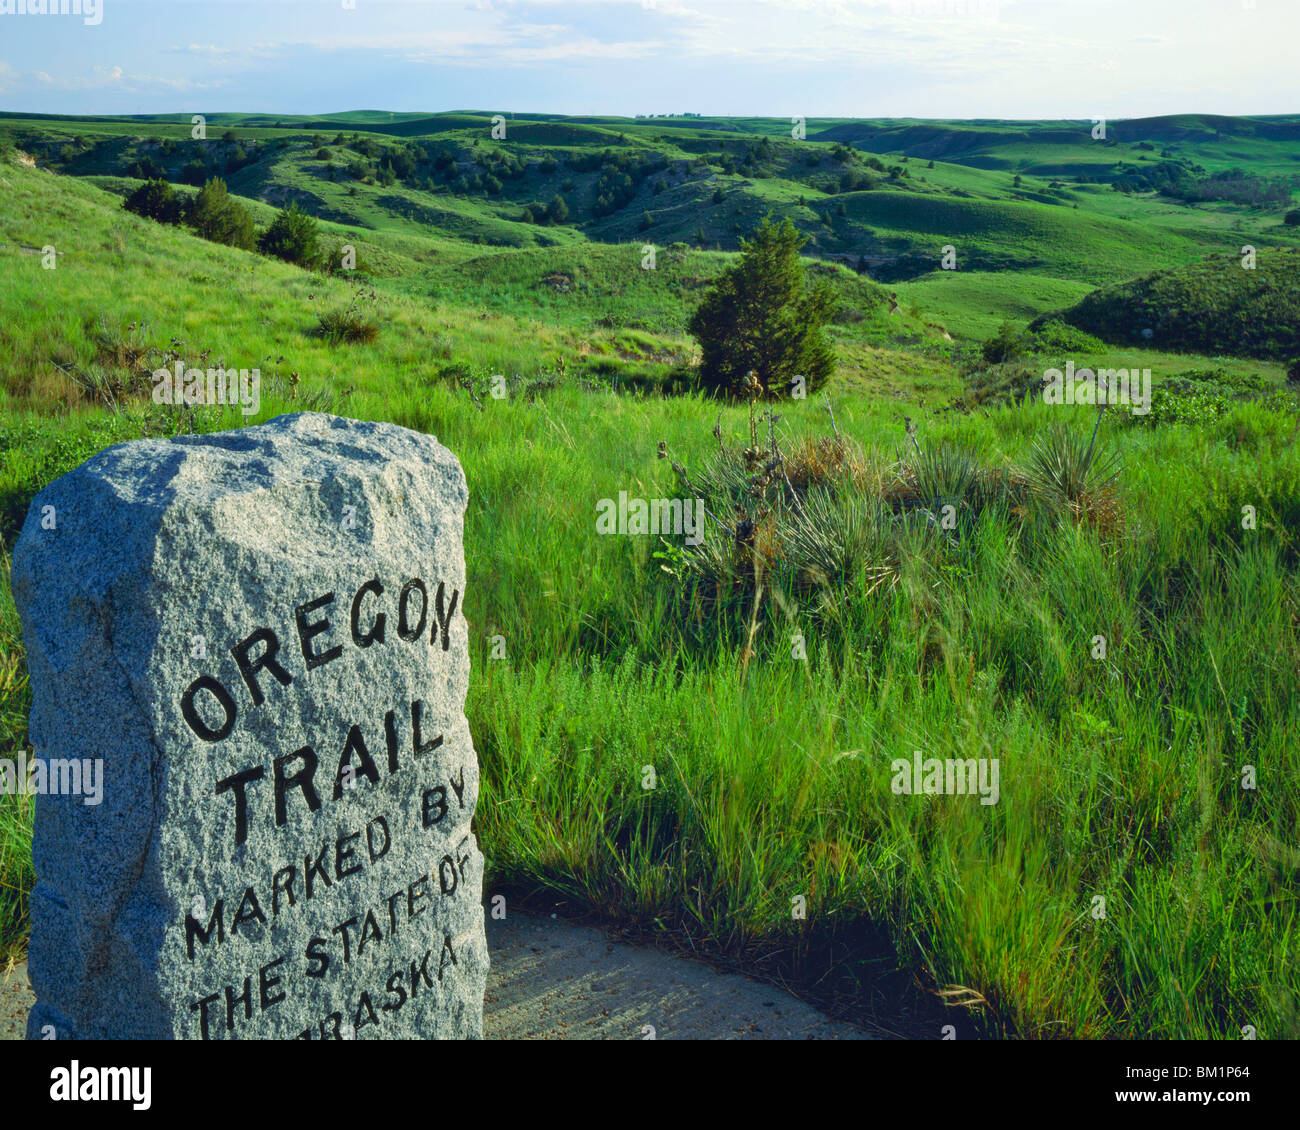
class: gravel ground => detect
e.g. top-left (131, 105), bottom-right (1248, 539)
top-left (1, 911), bottom-right (872, 1041)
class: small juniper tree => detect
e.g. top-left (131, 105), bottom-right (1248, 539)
top-left (259, 202), bottom-right (321, 267)
top-left (186, 177), bottom-right (255, 250)
top-left (982, 320), bottom-right (1025, 364)
top-left (123, 178), bottom-right (183, 224)
top-left (687, 213), bottom-right (835, 398)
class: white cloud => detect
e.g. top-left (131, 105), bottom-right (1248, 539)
top-left (15, 62), bottom-right (228, 93)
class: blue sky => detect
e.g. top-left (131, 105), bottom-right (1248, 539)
top-left (0, 0), bottom-right (1295, 120)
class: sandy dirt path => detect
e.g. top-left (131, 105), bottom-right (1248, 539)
top-left (2, 910), bottom-right (873, 1041)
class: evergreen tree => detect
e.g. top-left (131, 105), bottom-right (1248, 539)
top-left (186, 178), bottom-right (255, 250)
top-left (123, 178), bottom-right (183, 224)
top-left (687, 214), bottom-right (835, 398)
top-left (259, 202), bottom-right (321, 267)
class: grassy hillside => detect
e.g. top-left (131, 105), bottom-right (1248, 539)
top-left (1035, 249), bottom-right (1300, 362)
top-left (5, 110), bottom-right (1296, 341)
top-left (1, 118), bottom-right (1299, 1041)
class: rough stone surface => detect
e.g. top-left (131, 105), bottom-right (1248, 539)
top-left (12, 412), bottom-right (487, 1039)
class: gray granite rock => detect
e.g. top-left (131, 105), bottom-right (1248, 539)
top-left (12, 412), bottom-right (487, 1039)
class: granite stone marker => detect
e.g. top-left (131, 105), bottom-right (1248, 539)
top-left (13, 412), bottom-right (488, 1039)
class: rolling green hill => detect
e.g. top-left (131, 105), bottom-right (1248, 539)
top-left (1035, 249), bottom-right (1300, 362)
top-left (4, 102), bottom-right (1300, 1044)
top-left (3, 107), bottom-right (1297, 350)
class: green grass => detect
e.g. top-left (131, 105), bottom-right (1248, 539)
top-left (1, 121), bottom-right (1299, 1039)
top-left (0, 550), bottom-right (33, 968)
top-left (893, 272), bottom-right (1095, 341)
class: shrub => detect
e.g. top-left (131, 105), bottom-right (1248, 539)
top-left (317, 288), bottom-right (379, 345)
top-left (687, 214), bottom-right (834, 399)
top-left (1285, 210), bottom-right (1300, 227)
top-left (124, 178), bottom-right (183, 225)
top-left (186, 178), bottom-right (255, 251)
top-left (124, 156), bottom-right (164, 180)
top-left (1288, 358), bottom-right (1300, 384)
top-left (1029, 318), bottom-right (1105, 354)
top-left (320, 242), bottom-right (371, 276)
top-left (318, 310), bottom-right (379, 344)
top-left (259, 202), bottom-right (321, 268)
top-left (963, 362), bottom-right (1046, 408)
top-left (654, 406), bottom-right (1128, 619)
top-left (981, 320), bottom-right (1027, 365)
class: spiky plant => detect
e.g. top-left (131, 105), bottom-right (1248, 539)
top-left (910, 443), bottom-right (981, 516)
top-left (1026, 421), bottom-right (1121, 512)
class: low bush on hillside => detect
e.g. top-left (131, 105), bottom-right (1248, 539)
top-left (1121, 368), bottom-right (1297, 428)
top-left (186, 177), bottom-right (255, 251)
top-left (259, 202), bottom-right (321, 268)
top-left (316, 287), bottom-right (380, 345)
top-left (960, 361), bottom-right (1045, 407)
top-left (960, 356), bottom-right (1298, 424)
top-left (319, 241), bottom-right (374, 277)
top-left (981, 320), bottom-right (1027, 364)
top-left (1028, 318), bottom-right (1106, 354)
top-left (123, 178), bottom-right (184, 225)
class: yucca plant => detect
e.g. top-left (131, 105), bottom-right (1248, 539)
top-left (783, 486), bottom-right (876, 587)
top-left (909, 443), bottom-right (981, 516)
top-left (1027, 421), bottom-right (1120, 505)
